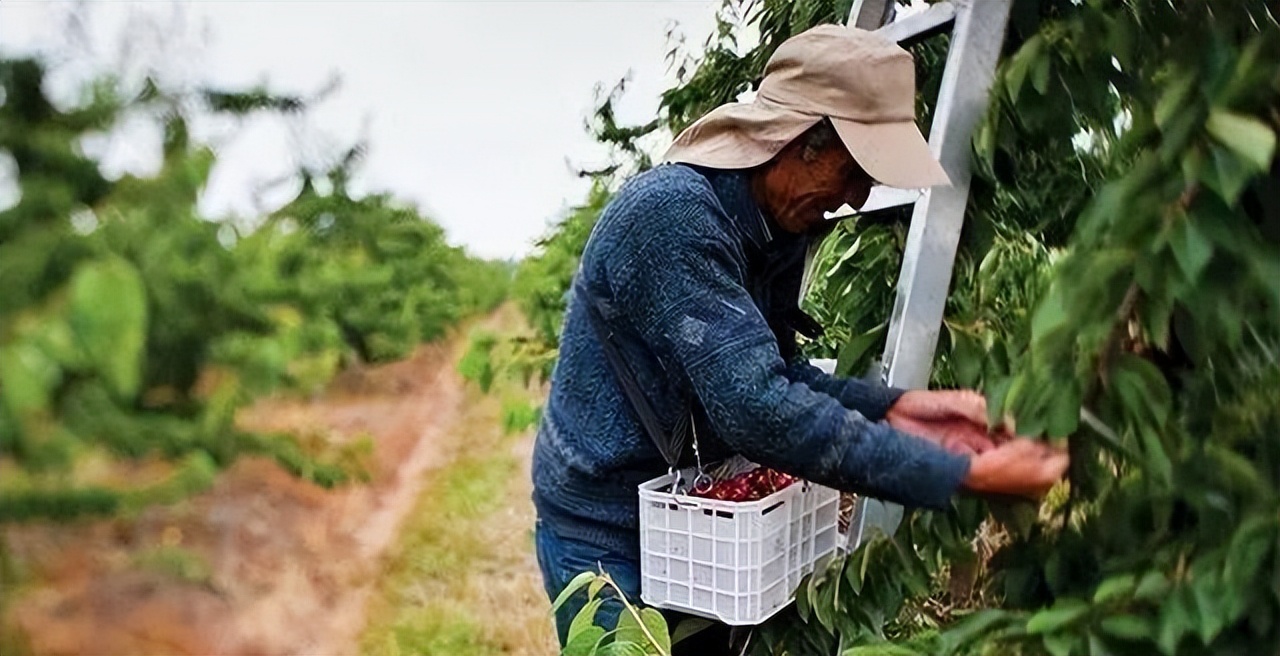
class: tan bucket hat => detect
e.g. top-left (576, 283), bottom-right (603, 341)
top-left (663, 24), bottom-right (950, 189)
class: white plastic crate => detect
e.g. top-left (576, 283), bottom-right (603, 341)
top-left (637, 466), bottom-right (842, 625)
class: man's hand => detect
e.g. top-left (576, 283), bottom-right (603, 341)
top-left (885, 389), bottom-right (1011, 455)
top-left (962, 438), bottom-right (1070, 500)
top-left (886, 389), bottom-right (1067, 499)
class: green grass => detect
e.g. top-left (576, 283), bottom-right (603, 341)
top-left (363, 452), bottom-right (522, 656)
top-left (439, 456), bottom-right (515, 519)
top-left (361, 378), bottom-right (537, 656)
top-left (394, 454), bottom-right (517, 584)
top-left (0, 540), bottom-right (34, 656)
top-left (362, 317), bottom-right (556, 656)
top-left (132, 545), bottom-right (213, 586)
top-left (385, 605), bottom-right (488, 656)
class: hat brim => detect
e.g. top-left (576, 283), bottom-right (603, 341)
top-left (663, 101), bottom-right (951, 190)
top-left (831, 118), bottom-right (950, 189)
top-left (662, 102), bottom-right (821, 170)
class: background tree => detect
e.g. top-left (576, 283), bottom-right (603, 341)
top-left (0, 55), bottom-right (510, 522)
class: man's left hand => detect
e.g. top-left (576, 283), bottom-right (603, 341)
top-left (885, 389), bottom-right (1011, 455)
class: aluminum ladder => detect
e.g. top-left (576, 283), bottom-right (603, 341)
top-left (837, 0), bottom-right (1014, 559)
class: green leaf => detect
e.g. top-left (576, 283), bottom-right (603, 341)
top-left (1045, 379), bottom-right (1081, 438)
top-left (797, 573), bottom-right (814, 621)
top-left (1139, 426), bottom-right (1174, 490)
top-left (670, 618), bottom-right (714, 646)
top-left (1100, 614), bottom-right (1153, 641)
top-left (1030, 51), bottom-right (1051, 95)
top-left (948, 326), bottom-right (984, 388)
top-left (1168, 217), bottom-right (1213, 283)
top-left (1093, 574), bottom-right (1137, 604)
top-left (1191, 570), bottom-right (1226, 644)
top-left (1154, 72), bottom-right (1198, 128)
top-left (859, 537), bottom-right (877, 587)
top-left (637, 608), bottom-right (670, 655)
top-left (1205, 444), bottom-right (1269, 500)
top-left (552, 571), bottom-right (598, 613)
top-left (1206, 109), bottom-right (1277, 173)
top-left (973, 115), bottom-right (998, 175)
top-left (1181, 145), bottom-right (1207, 186)
top-left (68, 258), bottom-right (148, 399)
top-left (1133, 571), bottom-right (1171, 602)
top-left (843, 643), bottom-right (923, 656)
top-left (1030, 286), bottom-right (1069, 343)
top-left (29, 317), bottom-right (84, 369)
top-left (1042, 631), bottom-right (1081, 656)
top-left (568, 599), bottom-right (601, 645)
top-left (588, 576), bottom-right (607, 600)
top-left (1204, 143), bottom-right (1256, 204)
top-left (810, 560), bottom-right (849, 633)
top-left (1080, 408), bottom-right (1138, 460)
top-left (1225, 518), bottom-right (1276, 591)
top-left (615, 608), bottom-right (646, 650)
top-left (1157, 587), bottom-right (1192, 655)
top-left (836, 324), bottom-right (885, 377)
top-left (0, 343), bottom-right (61, 415)
top-left (1112, 354), bottom-right (1173, 424)
top-left (1105, 13), bottom-right (1136, 69)
top-left (1004, 35), bottom-right (1045, 105)
top-left (1139, 281), bottom-right (1174, 351)
top-left (1026, 599), bottom-right (1090, 634)
top-left (939, 609), bottom-right (1019, 655)
top-left (568, 597), bottom-right (604, 647)
top-left (984, 376), bottom-right (1013, 430)
top-left (563, 625), bottom-right (607, 656)
top-left (1088, 630), bottom-right (1119, 656)
top-left (599, 641), bottom-right (647, 656)
top-left (814, 574), bottom-right (837, 631)
top-left (617, 608), bottom-right (671, 655)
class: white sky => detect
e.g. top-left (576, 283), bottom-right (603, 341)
top-left (0, 1), bottom-right (721, 259)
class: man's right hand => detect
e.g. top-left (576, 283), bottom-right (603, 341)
top-left (962, 438), bottom-right (1070, 500)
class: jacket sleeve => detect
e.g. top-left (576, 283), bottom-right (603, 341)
top-left (603, 188), bottom-right (968, 510)
top-left (782, 359), bottom-right (906, 423)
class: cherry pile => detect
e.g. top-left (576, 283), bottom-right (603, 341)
top-left (688, 466), bottom-right (797, 502)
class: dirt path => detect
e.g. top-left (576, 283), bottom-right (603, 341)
top-left (359, 315), bottom-right (558, 655)
top-left (2, 310), bottom-right (554, 655)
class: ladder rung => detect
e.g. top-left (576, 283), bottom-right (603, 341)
top-left (874, 1), bottom-right (957, 46)
top-left (862, 186), bottom-right (921, 213)
top-left (826, 188), bottom-right (922, 222)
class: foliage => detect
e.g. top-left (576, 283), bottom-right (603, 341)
top-left (0, 56), bottom-right (509, 521)
top-left (551, 570), bottom-right (720, 656)
top-left (661, 0), bottom-right (856, 135)
top-left (552, 0), bottom-right (1280, 654)
top-left (799, 216), bottom-right (907, 373)
top-left (459, 180), bottom-right (612, 396)
top-left (511, 181), bottom-right (612, 378)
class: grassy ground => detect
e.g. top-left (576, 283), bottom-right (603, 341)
top-left (360, 316), bottom-right (557, 656)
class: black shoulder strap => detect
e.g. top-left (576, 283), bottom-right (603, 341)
top-left (573, 276), bottom-right (688, 468)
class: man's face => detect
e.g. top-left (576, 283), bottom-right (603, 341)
top-left (753, 128), bottom-right (875, 235)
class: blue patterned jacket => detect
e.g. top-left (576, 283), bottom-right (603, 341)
top-left (531, 163), bottom-right (969, 558)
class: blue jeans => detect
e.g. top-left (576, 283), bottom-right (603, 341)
top-left (534, 519), bottom-right (740, 654)
top-left (534, 519), bottom-right (642, 645)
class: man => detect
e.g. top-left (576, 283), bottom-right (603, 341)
top-left (532, 25), bottom-right (1069, 652)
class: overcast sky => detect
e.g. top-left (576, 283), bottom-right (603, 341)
top-left (0, 1), bottom-right (721, 259)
